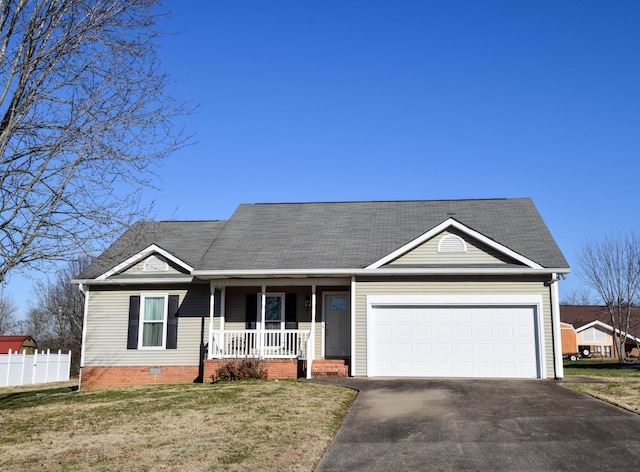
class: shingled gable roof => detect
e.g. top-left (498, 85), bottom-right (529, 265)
top-left (78, 198), bottom-right (569, 281)
top-left (194, 198), bottom-right (569, 272)
top-left (78, 220), bottom-right (227, 280)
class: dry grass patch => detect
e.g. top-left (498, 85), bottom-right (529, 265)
top-left (563, 361), bottom-right (640, 413)
top-left (0, 380), bottom-right (356, 471)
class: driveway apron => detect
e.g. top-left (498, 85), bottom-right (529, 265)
top-left (313, 378), bottom-right (640, 471)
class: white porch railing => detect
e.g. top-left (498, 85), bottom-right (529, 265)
top-left (210, 330), bottom-right (310, 359)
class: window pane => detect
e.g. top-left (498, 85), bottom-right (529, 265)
top-left (330, 297), bottom-right (348, 311)
top-left (144, 297), bottom-right (164, 321)
top-left (143, 323), bottom-right (163, 347)
top-left (265, 296), bottom-right (282, 322)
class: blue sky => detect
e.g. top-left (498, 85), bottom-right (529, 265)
top-left (5, 0), bottom-right (640, 317)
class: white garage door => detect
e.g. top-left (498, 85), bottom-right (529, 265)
top-left (368, 305), bottom-right (540, 378)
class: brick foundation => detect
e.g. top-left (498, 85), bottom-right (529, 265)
top-left (80, 365), bottom-right (202, 389)
top-left (81, 358), bottom-right (349, 389)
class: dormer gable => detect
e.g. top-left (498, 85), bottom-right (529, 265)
top-left (366, 218), bottom-right (543, 269)
top-left (96, 244), bottom-right (193, 280)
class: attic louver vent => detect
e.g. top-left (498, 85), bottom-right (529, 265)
top-left (143, 255), bottom-right (168, 272)
top-left (437, 234), bottom-right (467, 253)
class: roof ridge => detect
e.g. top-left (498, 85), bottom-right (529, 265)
top-left (249, 197), bottom-right (527, 206)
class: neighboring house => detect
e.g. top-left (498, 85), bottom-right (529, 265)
top-left (560, 305), bottom-right (640, 358)
top-left (73, 198), bottom-right (570, 389)
top-left (0, 336), bottom-right (37, 354)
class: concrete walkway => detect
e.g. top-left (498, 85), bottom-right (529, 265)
top-left (313, 378), bottom-right (640, 471)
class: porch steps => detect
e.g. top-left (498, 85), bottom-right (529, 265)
top-left (311, 359), bottom-right (349, 378)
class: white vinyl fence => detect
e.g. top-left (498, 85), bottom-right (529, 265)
top-left (0, 349), bottom-right (72, 388)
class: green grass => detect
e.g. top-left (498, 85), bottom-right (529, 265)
top-left (563, 359), bottom-right (640, 378)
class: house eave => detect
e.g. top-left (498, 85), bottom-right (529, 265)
top-left (191, 267), bottom-right (571, 279)
top-left (72, 276), bottom-right (199, 285)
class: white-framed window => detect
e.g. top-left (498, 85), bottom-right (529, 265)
top-left (437, 234), bottom-right (467, 253)
top-left (261, 293), bottom-right (285, 347)
top-left (604, 346), bottom-right (612, 357)
top-left (263, 293), bottom-right (285, 331)
top-left (140, 294), bottom-right (168, 348)
top-left (583, 327), bottom-right (606, 343)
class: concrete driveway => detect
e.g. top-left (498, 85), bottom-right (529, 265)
top-left (313, 378), bottom-right (640, 471)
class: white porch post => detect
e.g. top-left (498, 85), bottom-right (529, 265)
top-left (307, 284), bottom-right (316, 379)
top-left (220, 286), bottom-right (226, 332)
top-left (208, 281), bottom-right (215, 359)
top-left (259, 285), bottom-right (266, 358)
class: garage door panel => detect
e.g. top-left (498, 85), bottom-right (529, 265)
top-left (369, 305), bottom-right (539, 379)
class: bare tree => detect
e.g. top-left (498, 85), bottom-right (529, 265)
top-left (577, 233), bottom-right (640, 361)
top-left (561, 287), bottom-right (597, 305)
top-left (0, 291), bottom-right (19, 334)
top-left (23, 256), bottom-right (90, 365)
top-left (0, 0), bottom-right (188, 283)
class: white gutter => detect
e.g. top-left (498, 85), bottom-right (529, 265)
top-left (75, 269), bottom-right (571, 285)
top-left (72, 276), bottom-right (197, 285)
top-left (191, 267), bottom-right (571, 279)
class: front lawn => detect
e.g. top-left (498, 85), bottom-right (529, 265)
top-left (0, 380), bottom-right (356, 471)
top-left (563, 359), bottom-right (640, 413)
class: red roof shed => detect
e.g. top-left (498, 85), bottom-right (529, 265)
top-left (0, 336), bottom-right (37, 354)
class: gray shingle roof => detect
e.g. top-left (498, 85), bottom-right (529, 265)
top-left (78, 220), bottom-right (227, 279)
top-left (196, 198), bottom-right (569, 270)
top-left (79, 198), bottom-right (569, 279)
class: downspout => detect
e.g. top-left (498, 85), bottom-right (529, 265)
top-left (307, 285), bottom-right (316, 379)
top-left (79, 284), bottom-right (89, 390)
top-left (259, 285), bottom-right (266, 358)
top-left (350, 276), bottom-right (356, 377)
top-left (550, 273), bottom-right (564, 379)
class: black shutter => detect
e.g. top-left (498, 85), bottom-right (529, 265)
top-left (285, 294), bottom-right (298, 329)
top-left (127, 296), bottom-right (140, 349)
top-left (246, 294), bottom-right (257, 329)
top-left (167, 295), bottom-right (179, 349)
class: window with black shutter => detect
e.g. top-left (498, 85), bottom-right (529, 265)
top-left (128, 294), bottom-right (178, 349)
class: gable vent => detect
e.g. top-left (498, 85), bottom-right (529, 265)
top-left (437, 234), bottom-right (467, 253)
top-left (143, 255), bottom-right (169, 272)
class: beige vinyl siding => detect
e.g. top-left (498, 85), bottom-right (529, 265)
top-left (223, 322), bottom-right (247, 330)
top-left (353, 277), bottom-right (554, 378)
top-left (121, 256), bottom-right (187, 276)
top-left (388, 230), bottom-right (516, 266)
top-left (84, 284), bottom-right (209, 367)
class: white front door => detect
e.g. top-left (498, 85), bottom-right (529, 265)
top-left (325, 293), bottom-right (351, 357)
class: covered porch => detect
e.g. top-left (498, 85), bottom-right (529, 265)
top-left (205, 278), bottom-right (353, 379)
